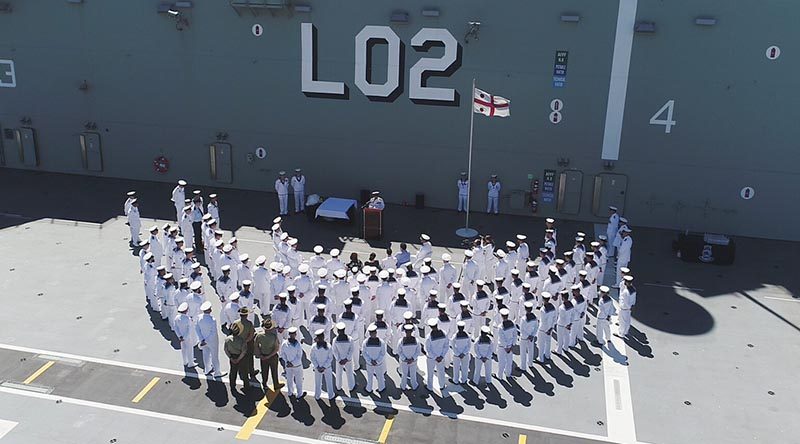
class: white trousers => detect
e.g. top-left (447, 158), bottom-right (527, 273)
top-left (399, 360), bottom-right (419, 390)
top-left (616, 260), bottom-right (629, 287)
top-left (351, 343), bottom-right (362, 371)
top-left (487, 196), bottom-right (499, 214)
top-left (200, 340), bottom-right (222, 376)
top-left (130, 224), bottom-right (141, 244)
top-left (596, 318), bottom-right (611, 345)
top-left (519, 337), bottom-right (535, 369)
top-left (472, 357), bottom-right (492, 384)
top-left (536, 330), bottom-right (551, 361)
top-left (426, 357), bottom-right (446, 390)
top-left (497, 347), bottom-right (513, 379)
top-left (365, 362), bottom-right (386, 392)
top-left (619, 309), bottom-right (632, 336)
top-left (570, 319), bottom-right (584, 345)
top-left (556, 325), bottom-right (569, 353)
top-left (294, 192), bottom-right (305, 212)
top-left (278, 194), bottom-right (289, 215)
top-left (458, 195), bottom-right (468, 211)
top-left (174, 205), bottom-right (182, 223)
top-left (335, 360), bottom-right (354, 391)
top-left (145, 283), bottom-right (157, 308)
top-left (452, 354), bottom-right (471, 383)
top-left (314, 368), bottom-right (334, 399)
top-left (286, 366), bottom-right (304, 396)
top-left (179, 339), bottom-right (194, 367)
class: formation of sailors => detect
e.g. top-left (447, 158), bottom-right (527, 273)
top-left (124, 182), bottom-right (638, 399)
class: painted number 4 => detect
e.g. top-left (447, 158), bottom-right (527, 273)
top-left (649, 100), bottom-right (676, 134)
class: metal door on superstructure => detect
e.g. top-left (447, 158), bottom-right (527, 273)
top-left (592, 173), bottom-right (627, 216)
top-left (210, 143), bottom-right (232, 183)
top-left (15, 127), bottom-right (38, 166)
top-left (80, 132), bottom-right (103, 172)
top-left (557, 170), bottom-right (583, 214)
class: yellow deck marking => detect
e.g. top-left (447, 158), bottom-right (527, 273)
top-left (378, 417), bottom-right (395, 444)
top-left (131, 377), bottom-right (161, 403)
top-left (23, 361), bottom-right (55, 385)
top-left (518, 434), bottom-right (527, 444)
top-left (235, 389), bottom-right (280, 440)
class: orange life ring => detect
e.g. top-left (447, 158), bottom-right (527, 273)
top-left (153, 156), bottom-right (169, 173)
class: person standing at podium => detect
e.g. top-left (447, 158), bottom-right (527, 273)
top-left (366, 191), bottom-right (385, 210)
top-left (275, 172), bottom-right (290, 216)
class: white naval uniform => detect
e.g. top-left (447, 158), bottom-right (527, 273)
top-left (618, 284), bottom-right (637, 336)
top-left (275, 178), bottom-right (290, 216)
top-left (179, 213), bottom-right (193, 240)
top-left (616, 236), bottom-right (633, 286)
top-left (496, 320), bottom-right (517, 379)
top-left (196, 313), bottom-right (222, 376)
top-left (279, 338), bottom-right (304, 397)
top-left (361, 337), bottom-right (387, 392)
top-left (171, 186), bottom-right (185, 220)
top-left (457, 179), bottom-right (469, 211)
top-left (339, 312), bottom-right (363, 370)
top-left (606, 213), bottom-right (620, 256)
top-left (128, 206), bottom-right (141, 245)
top-left (472, 335), bottom-right (495, 384)
top-left (252, 266), bottom-right (269, 308)
top-left (537, 304), bottom-right (556, 362)
top-left (310, 342), bottom-right (335, 400)
top-left (596, 296), bottom-right (615, 345)
top-left (472, 291), bottom-right (491, 335)
top-left (397, 335), bottom-right (421, 390)
top-left (519, 312), bottom-right (538, 369)
top-left (207, 202), bottom-right (220, 228)
top-left (221, 301), bottom-right (240, 330)
top-left (272, 303), bottom-right (293, 340)
top-left (424, 329), bottom-right (450, 390)
top-left (570, 296), bottom-right (587, 346)
top-left (291, 175), bottom-right (306, 212)
top-left (174, 313), bottom-right (196, 367)
top-left (143, 262), bottom-right (157, 308)
top-left (450, 331), bottom-right (472, 384)
top-left (292, 274), bottom-right (313, 319)
top-left (556, 302), bottom-right (574, 354)
top-left (124, 197), bottom-right (134, 216)
top-left (215, 276), bottom-right (237, 304)
top-left (332, 334), bottom-right (356, 391)
top-left (487, 181), bottom-right (501, 214)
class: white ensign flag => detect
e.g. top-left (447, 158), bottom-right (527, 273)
top-left (473, 88), bottom-right (510, 117)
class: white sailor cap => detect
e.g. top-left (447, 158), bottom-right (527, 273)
top-left (178, 277), bottom-right (189, 284)
top-left (287, 327), bottom-right (298, 334)
top-left (330, 248), bottom-right (340, 257)
top-left (229, 292), bottom-right (240, 301)
top-left (143, 252), bottom-right (154, 261)
top-left (273, 216), bottom-right (283, 224)
top-left (255, 255), bottom-right (267, 265)
top-left (545, 218), bottom-right (555, 224)
top-left (541, 291), bottom-right (552, 299)
top-left (464, 250), bottom-right (474, 258)
top-left (571, 284), bottom-right (581, 290)
top-left (287, 238), bottom-right (298, 246)
top-left (243, 280), bottom-right (253, 287)
top-left (420, 265), bottom-right (431, 274)
top-left (343, 298), bottom-right (353, 306)
top-left (476, 279), bottom-right (486, 287)
top-left (200, 301), bottom-right (212, 311)
top-left (526, 261), bottom-right (536, 268)
top-left (456, 321), bottom-right (467, 328)
top-left (156, 265), bottom-right (166, 272)
top-left (316, 304), bottom-right (326, 310)
top-left (162, 223), bottom-right (171, 230)
top-left (441, 253), bottom-right (451, 262)
top-left (239, 253), bottom-right (249, 262)
top-left (209, 193), bottom-right (217, 199)
top-left (598, 235), bottom-right (608, 241)
top-left (539, 247), bottom-right (548, 253)
top-left (427, 318), bottom-right (438, 327)
top-left (278, 292), bottom-right (287, 299)
top-left (620, 267), bottom-right (631, 274)
top-left (404, 324), bottom-right (414, 332)
top-left (545, 229), bottom-right (555, 234)
top-left (590, 241), bottom-right (600, 247)
top-left (313, 245), bottom-right (324, 254)
top-left (420, 233), bottom-right (431, 241)
top-left (317, 284), bottom-right (327, 291)
top-left (599, 286), bottom-right (610, 293)
top-left (214, 230), bottom-right (224, 236)
top-left (297, 263), bottom-right (308, 273)
top-left (367, 324), bottom-right (378, 332)
top-left (424, 257), bottom-right (433, 264)
top-left (578, 270), bottom-right (588, 276)
top-left (429, 289), bottom-right (438, 297)
top-left (548, 265), bottom-right (558, 273)
top-left (334, 269), bottom-right (346, 279)
top-left (294, 168), bottom-right (302, 173)
top-left (317, 268), bottom-right (328, 277)
top-left (524, 301), bottom-right (534, 309)
top-left (490, 174), bottom-right (498, 179)
top-left (214, 240), bottom-right (224, 248)
top-left (269, 262), bottom-right (281, 272)
top-left (397, 288), bottom-right (406, 296)
top-left (452, 282), bottom-right (461, 289)
top-left (271, 223), bottom-right (281, 232)
top-left (335, 322), bottom-right (346, 331)
top-left (282, 265), bottom-right (291, 274)
top-left (480, 326), bottom-right (492, 334)
top-left (403, 311), bottom-right (414, 320)
top-left (586, 251), bottom-right (595, 257)
top-left (494, 277), bottom-right (504, 283)
top-left (371, 191), bottom-right (381, 196)
top-left (351, 286), bottom-right (360, 293)
top-left (555, 259), bottom-right (565, 265)
top-left (279, 232), bottom-right (289, 241)
top-left (221, 265), bottom-right (231, 272)
top-left (511, 269), bottom-right (520, 275)
top-left (191, 262), bottom-right (201, 270)
top-left (516, 234), bottom-right (527, 241)
top-left (378, 270), bottom-right (389, 279)
top-left (609, 206), bottom-right (618, 211)
top-left (356, 274), bottom-right (367, 283)
top-left (623, 275), bottom-right (634, 282)
top-left (576, 236), bottom-right (585, 242)
top-left (496, 249), bottom-right (506, 258)
top-left (314, 329), bottom-right (325, 337)
top-left (127, 190), bottom-right (137, 197)
top-left (522, 283), bottom-right (531, 289)
top-left (279, 170), bottom-right (286, 175)
top-left (190, 281), bottom-right (202, 291)
top-left (178, 302), bottom-right (189, 312)
top-left (192, 190), bottom-right (201, 196)
top-left (164, 273), bottom-right (174, 280)
top-left (620, 217), bottom-right (628, 223)
top-left (201, 214), bottom-right (212, 222)
top-left (459, 300), bottom-right (470, 307)
top-left (148, 225), bottom-right (158, 233)
top-left (375, 309), bottom-right (385, 316)
top-left (564, 251), bottom-right (573, 257)
top-left (460, 172), bottom-right (467, 176)
top-left (506, 241), bottom-right (516, 248)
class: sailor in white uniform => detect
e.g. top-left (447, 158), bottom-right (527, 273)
top-left (472, 326), bottom-right (495, 385)
top-left (279, 327), bottom-right (305, 398)
top-left (397, 324), bottom-right (421, 390)
top-left (618, 275), bottom-right (637, 337)
top-left (457, 172), bottom-right (469, 212)
top-left (290, 168), bottom-right (306, 213)
top-left (487, 174), bottom-right (501, 214)
top-left (127, 199), bottom-right (143, 246)
top-left (310, 329), bottom-right (335, 400)
top-left (606, 206), bottom-right (620, 256)
top-left (496, 308), bottom-right (518, 380)
top-left (555, 292), bottom-right (574, 354)
top-left (424, 318), bottom-right (450, 391)
top-left (174, 302), bottom-right (197, 368)
top-left (362, 324), bottom-right (388, 393)
top-left (616, 228), bottom-right (633, 287)
top-left (519, 302), bottom-right (538, 370)
top-left (536, 292), bottom-right (556, 362)
top-left (450, 321), bottom-right (472, 384)
top-left (207, 194), bottom-right (220, 228)
top-left (366, 191), bottom-right (385, 210)
top-left (123, 190), bottom-right (136, 216)
top-left (196, 301), bottom-right (224, 377)
top-left (595, 286), bottom-right (615, 346)
top-left (332, 322), bottom-right (356, 392)
top-left (171, 180), bottom-right (186, 221)
top-left (275, 171), bottom-right (290, 216)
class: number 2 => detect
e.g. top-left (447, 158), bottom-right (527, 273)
top-left (650, 100), bottom-right (676, 134)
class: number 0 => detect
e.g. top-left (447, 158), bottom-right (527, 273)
top-left (650, 100), bottom-right (676, 134)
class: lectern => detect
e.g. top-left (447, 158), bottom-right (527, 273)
top-left (362, 208), bottom-right (383, 240)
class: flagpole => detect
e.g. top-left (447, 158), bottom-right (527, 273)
top-left (456, 78), bottom-right (479, 239)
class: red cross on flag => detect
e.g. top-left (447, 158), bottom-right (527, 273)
top-left (473, 88), bottom-right (510, 117)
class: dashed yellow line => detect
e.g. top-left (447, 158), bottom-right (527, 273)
top-left (378, 417), bottom-right (395, 444)
top-left (23, 361), bottom-right (55, 385)
top-left (518, 433), bottom-right (527, 444)
top-left (131, 377), bottom-right (161, 403)
top-left (235, 389), bottom-right (280, 440)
